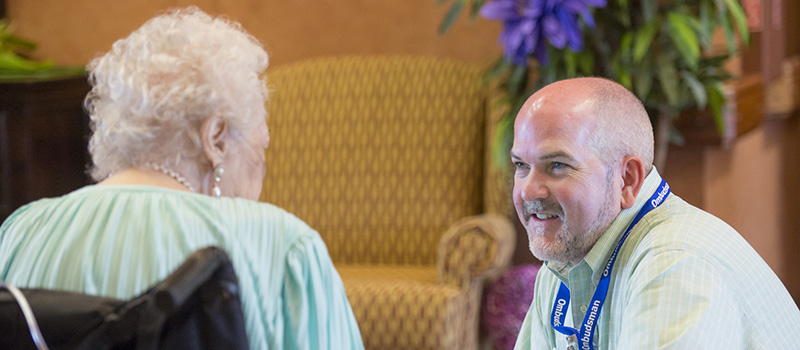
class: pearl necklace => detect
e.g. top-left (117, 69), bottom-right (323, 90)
top-left (145, 163), bottom-right (196, 193)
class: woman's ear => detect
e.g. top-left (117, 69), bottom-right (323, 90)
top-left (201, 115), bottom-right (228, 166)
top-left (620, 155), bottom-right (646, 209)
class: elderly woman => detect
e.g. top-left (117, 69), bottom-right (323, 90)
top-left (0, 7), bottom-right (363, 350)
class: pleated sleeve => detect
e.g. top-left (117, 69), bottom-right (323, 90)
top-left (281, 228), bottom-right (364, 350)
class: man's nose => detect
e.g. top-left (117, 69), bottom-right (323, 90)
top-left (519, 171), bottom-right (549, 202)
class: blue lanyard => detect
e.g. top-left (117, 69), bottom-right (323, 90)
top-left (551, 179), bottom-right (670, 350)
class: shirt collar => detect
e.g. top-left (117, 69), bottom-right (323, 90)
top-left (545, 167), bottom-right (665, 282)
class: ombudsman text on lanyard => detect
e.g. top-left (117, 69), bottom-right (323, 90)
top-left (551, 179), bottom-right (671, 350)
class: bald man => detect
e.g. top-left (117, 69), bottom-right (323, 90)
top-left (511, 78), bottom-right (800, 350)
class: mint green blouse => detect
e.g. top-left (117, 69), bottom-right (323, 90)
top-left (0, 185), bottom-right (364, 350)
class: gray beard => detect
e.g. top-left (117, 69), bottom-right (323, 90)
top-left (526, 176), bottom-right (618, 265)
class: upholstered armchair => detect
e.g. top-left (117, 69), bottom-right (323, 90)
top-left (260, 56), bottom-right (516, 350)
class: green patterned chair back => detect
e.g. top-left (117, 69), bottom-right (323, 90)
top-left (260, 56), bottom-right (491, 266)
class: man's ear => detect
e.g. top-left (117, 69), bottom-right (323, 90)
top-left (201, 115), bottom-right (228, 166)
top-left (620, 155), bottom-right (646, 209)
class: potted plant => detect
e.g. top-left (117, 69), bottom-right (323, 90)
top-left (0, 19), bottom-right (91, 221)
top-left (438, 0), bottom-right (750, 169)
top-left (0, 19), bottom-right (85, 81)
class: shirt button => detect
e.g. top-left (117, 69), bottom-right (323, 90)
top-left (580, 305), bottom-right (588, 313)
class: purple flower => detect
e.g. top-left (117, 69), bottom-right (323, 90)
top-left (481, 0), bottom-right (607, 66)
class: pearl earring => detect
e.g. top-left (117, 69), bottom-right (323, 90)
top-left (213, 165), bottom-right (224, 197)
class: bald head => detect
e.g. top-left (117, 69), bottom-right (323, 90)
top-left (518, 77), bottom-right (654, 174)
top-left (511, 77), bottom-right (652, 264)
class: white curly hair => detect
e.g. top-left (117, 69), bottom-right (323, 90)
top-left (84, 6), bottom-right (269, 181)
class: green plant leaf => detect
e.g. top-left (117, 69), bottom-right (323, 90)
top-left (0, 19), bottom-right (38, 52)
top-left (641, 0), bottom-right (658, 22)
top-left (482, 56), bottom-right (511, 85)
top-left (577, 50), bottom-right (594, 75)
top-left (701, 66), bottom-right (733, 82)
top-left (667, 12), bottom-right (700, 68)
top-left (707, 82), bottom-right (726, 135)
top-left (718, 11), bottom-right (737, 56)
top-left (634, 53), bottom-right (653, 100)
top-left (633, 22), bottom-right (658, 63)
top-left (657, 54), bottom-right (680, 108)
top-left (620, 32), bottom-right (633, 61)
top-left (613, 8), bottom-right (632, 28)
top-left (713, 0), bottom-right (727, 15)
top-left (685, 13), bottom-right (710, 49)
top-left (724, 0), bottom-right (750, 44)
top-left (492, 113), bottom-right (514, 169)
top-left (493, 113), bottom-right (516, 166)
top-left (0, 18), bottom-right (13, 39)
top-left (669, 125), bottom-right (686, 146)
top-left (681, 70), bottom-right (707, 108)
top-left (610, 51), bottom-right (625, 82)
top-left (0, 65), bottom-right (85, 81)
top-left (441, 0), bottom-right (744, 159)
top-left (491, 93), bottom-right (512, 110)
top-left (470, 0), bottom-right (485, 20)
top-left (4, 35), bottom-right (37, 51)
top-left (540, 47), bottom-right (561, 85)
top-left (0, 51), bottom-right (53, 70)
top-left (564, 50), bottom-right (578, 77)
top-left (492, 95), bottom-right (527, 168)
top-left (438, 1), bottom-right (465, 35)
top-left (700, 53), bottom-right (731, 69)
top-left (619, 70), bottom-right (633, 90)
top-left (700, 0), bottom-right (715, 38)
top-left (507, 64), bottom-right (528, 97)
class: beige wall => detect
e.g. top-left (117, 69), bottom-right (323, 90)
top-left (663, 117), bottom-right (800, 300)
top-left (8, 0), bottom-right (800, 299)
top-left (7, 0), bottom-right (502, 68)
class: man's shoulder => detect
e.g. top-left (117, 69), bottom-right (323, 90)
top-left (638, 194), bottom-right (740, 248)
top-left (624, 193), bottom-right (763, 277)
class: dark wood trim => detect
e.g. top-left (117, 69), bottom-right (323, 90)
top-left (675, 74), bottom-right (765, 148)
top-left (0, 75), bottom-right (92, 220)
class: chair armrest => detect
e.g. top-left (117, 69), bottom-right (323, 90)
top-left (437, 214), bottom-right (516, 289)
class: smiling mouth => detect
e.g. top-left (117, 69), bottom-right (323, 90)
top-left (521, 200), bottom-right (563, 225)
top-left (532, 212), bottom-right (560, 220)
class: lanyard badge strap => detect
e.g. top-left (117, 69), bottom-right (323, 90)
top-left (550, 179), bottom-right (670, 350)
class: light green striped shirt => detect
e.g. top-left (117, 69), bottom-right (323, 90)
top-left (0, 185), bottom-right (364, 350)
top-left (515, 169), bottom-right (800, 349)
